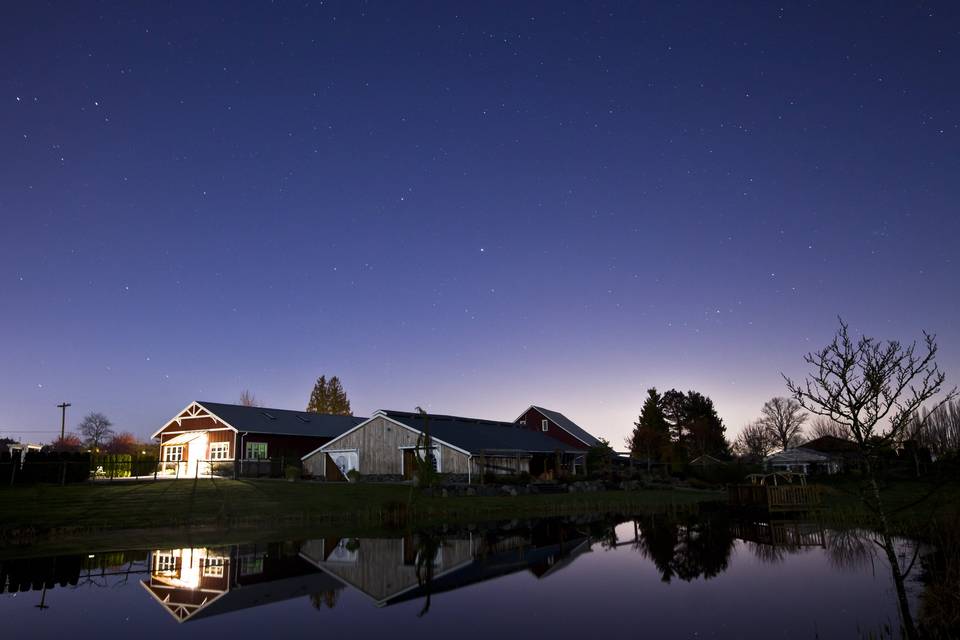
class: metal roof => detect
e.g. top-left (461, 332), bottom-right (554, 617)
top-left (197, 401), bottom-right (366, 438)
top-left (382, 410), bottom-right (585, 455)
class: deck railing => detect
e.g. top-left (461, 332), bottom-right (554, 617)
top-left (728, 483), bottom-right (821, 511)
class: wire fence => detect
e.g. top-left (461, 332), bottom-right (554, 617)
top-left (0, 453), bottom-right (302, 486)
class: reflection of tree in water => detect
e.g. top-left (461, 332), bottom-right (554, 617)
top-left (309, 589), bottom-right (340, 610)
top-left (824, 528), bottom-right (876, 572)
top-left (744, 541), bottom-right (787, 565)
top-left (413, 532), bottom-right (442, 618)
top-left (634, 511), bottom-right (734, 583)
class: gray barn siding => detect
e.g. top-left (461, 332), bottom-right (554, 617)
top-left (303, 417), bottom-right (469, 476)
top-left (301, 537), bottom-right (476, 603)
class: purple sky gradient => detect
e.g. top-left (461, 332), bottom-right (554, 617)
top-left (1, 2), bottom-right (958, 444)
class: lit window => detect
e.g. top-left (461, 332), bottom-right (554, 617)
top-left (239, 554), bottom-right (265, 576)
top-left (541, 419), bottom-right (549, 432)
top-left (245, 442), bottom-right (268, 460)
top-left (154, 553), bottom-right (176, 573)
top-left (163, 445), bottom-right (183, 462)
top-left (210, 442), bottom-right (230, 460)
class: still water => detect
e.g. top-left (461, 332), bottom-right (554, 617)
top-left (0, 513), bottom-right (926, 639)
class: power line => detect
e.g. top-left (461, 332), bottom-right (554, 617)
top-left (0, 428), bottom-right (60, 433)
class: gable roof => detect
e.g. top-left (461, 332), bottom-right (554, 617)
top-left (800, 435), bottom-right (859, 453)
top-left (764, 447), bottom-right (833, 463)
top-left (519, 406), bottom-right (600, 448)
top-left (198, 401), bottom-right (365, 438)
top-left (154, 401), bottom-right (365, 439)
top-left (380, 410), bottom-right (586, 455)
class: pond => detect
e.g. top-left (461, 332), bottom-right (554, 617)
top-left (0, 511), bottom-right (934, 639)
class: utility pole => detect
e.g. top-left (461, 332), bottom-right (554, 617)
top-left (57, 402), bottom-right (71, 440)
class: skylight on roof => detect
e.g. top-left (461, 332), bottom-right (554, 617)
top-left (295, 415), bottom-right (311, 423)
top-left (261, 411), bottom-right (277, 420)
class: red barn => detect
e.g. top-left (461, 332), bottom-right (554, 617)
top-left (514, 406), bottom-right (600, 450)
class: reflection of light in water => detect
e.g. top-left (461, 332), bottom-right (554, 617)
top-left (152, 548), bottom-right (227, 589)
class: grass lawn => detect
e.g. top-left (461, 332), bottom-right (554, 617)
top-left (817, 473), bottom-right (960, 533)
top-left (0, 478), bottom-right (722, 552)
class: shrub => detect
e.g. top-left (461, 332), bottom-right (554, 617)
top-left (346, 469), bottom-right (362, 483)
top-left (284, 465), bottom-right (300, 481)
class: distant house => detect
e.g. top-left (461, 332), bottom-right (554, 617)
top-left (514, 406), bottom-right (601, 449)
top-left (800, 435), bottom-right (860, 471)
top-left (763, 447), bottom-right (841, 475)
top-left (301, 409), bottom-right (592, 482)
top-left (5, 442), bottom-right (42, 456)
top-left (152, 401), bottom-right (366, 478)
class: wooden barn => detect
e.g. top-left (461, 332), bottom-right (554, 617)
top-left (152, 401), bottom-right (365, 478)
top-left (301, 409), bottom-right (591, 482)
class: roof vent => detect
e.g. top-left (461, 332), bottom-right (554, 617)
top-left (295, 415), bottom-right (311, 423)
top-left (261, 411), bottom-right (277, 420)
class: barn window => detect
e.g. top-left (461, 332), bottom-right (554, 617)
top-left (541, 419), bottom-right (549, 432)
top-left (210, 442), bottom-right (230, 460)
top-left (245, 442), bottom-right (268, 460)
top-left (163, 445), bottom-right (184, 462)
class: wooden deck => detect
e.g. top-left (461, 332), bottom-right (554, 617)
top-left (728, 483), bottom-right (821, 512)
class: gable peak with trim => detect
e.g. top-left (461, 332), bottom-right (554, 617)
top-left (516, 406), bottom-right (600, 448)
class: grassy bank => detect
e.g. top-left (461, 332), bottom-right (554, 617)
top-left (0, 478), bottom-right (721, 554)
top-left (817, 474), bottom-right (960, 535)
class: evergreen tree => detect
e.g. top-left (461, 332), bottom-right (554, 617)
top-left (327, 376), bottom-right (353, 416)
top-left (306, 375), bottom-right (353, 416)
top-left (306, 375), bottom-right (329, 413)
top-left (685, 391), bottom-right (730, 459)
top-left (628, 388), bottom-right (670, 465)
top-left (661, 389), bottom-right (689, 458)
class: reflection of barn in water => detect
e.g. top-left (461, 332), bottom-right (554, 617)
top-left (140, 542), bottom-right (342, 622)
top-left (299, 522), bottom-right (591, 607)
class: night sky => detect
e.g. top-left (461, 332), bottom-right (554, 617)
top-left (2, 2), bottom-right (958, 444)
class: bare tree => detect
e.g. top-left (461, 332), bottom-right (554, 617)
top-left (758, 397), bottom-right (807, 450)
top-left (78, 412), bottom-right (115, 450)
top-left (239, 390), bottom-right (258, 407)
top-left (732, 421), bottom-right (776, 462)
top-left (807, 416), bottom-right (848, 440)
top-left (784, 319), bottom-right (955, 453)
top-left (783, 318), bottom-right (956, 640)
top-left (908, 398), bottom-right (960, 458)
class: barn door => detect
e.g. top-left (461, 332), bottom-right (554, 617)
top-left (325, 454), bottom-right (347, 482)
top-left (403, 449), bottom-right (417, 480)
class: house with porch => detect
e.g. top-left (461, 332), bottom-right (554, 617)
top-left (301, 409), bottom-right (594, 482)
top-left (152, 401), bottom-right (365, 477)
top-left (763, 447), bottom-right (841, 476)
